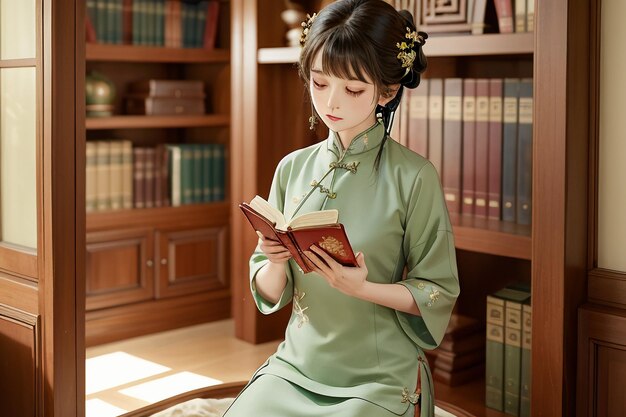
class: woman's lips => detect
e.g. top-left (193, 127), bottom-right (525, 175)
top-left (326, 114), bottom-right (343, 122)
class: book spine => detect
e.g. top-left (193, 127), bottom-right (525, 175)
top-left (474, 79), bottom-right (490, 218)
top-left (122, 0), bottom-right (132, 44)
top-left (202, 144), bottom-right (212, 202)
top-left (86, 142), bottom-right (97, 212)
top-left (471, 0), bottom-right (488, 35)
top-left (133, 147), bottom-right (145, 208)
top-left (486, 295), bottom-right (505, 411)
top-left (203, 0), bottom-right (219, 49)
top-left (144, 147), bottom-right (155, 208)
top-left (96, 141), bottom-right (111, 211)
top-left (282, 230), bottom-right (312, 274)
top-left (526, 0), bottom-right (535, 31)
top-left (516, 78), bottom-right (533, 226)
top-left (155, 0), bottom-right (165, 46)
top-left (443, 78), bottom-right (463, 215)
top-left (196, 1), bottom-right (208, 48)
top-left (132, 0), bottom-right (140, 45)
top-left (520, 302), bottom-right (532, 417)
top-left (428, 78), bottom-right (444, 177)
top-left (106, 0), bottom-right (116, 43)
top-left (462, 78), bottom-right (476, 217)
top-left (494, 0), bottom-right (514, 33)
top-left (407, 78), bottom-right (429, 156)
top-left (162, 143), bottom-right (170, 206)
top-left (214, 144), bottom-right (225, 201)
top-left (515, 0), bottom-right (527, 32)
top-left (109, 140), bottom-right (124, 210)
top-left (488, 79), bottom-right (504, 220)
top-left (154, 145), bottom-right (163, 207)
top-left (193, 144), bottom-right (203, 203)
top-left (96, 0), bottom-right (107, 43)
top-left (504, 298), bottom-right (524, 416)
top-left (502, 78), bottom-right (520, 222)
top-left (87, 0), bottom-right (98, 42)
top-left (168, 146), bottom-right (181, 206)
top-left (181, 145), bottom-right (193, 205)
top-left (121, 140), bottom-right (133, 209)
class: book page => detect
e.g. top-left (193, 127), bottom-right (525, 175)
top-left (249, 195), bottom-right (286, 228)
top-left (287, 209), bottom-right (338, 230)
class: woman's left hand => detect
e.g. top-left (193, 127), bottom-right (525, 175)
top-left (303, 245), bottom-right (368, 297)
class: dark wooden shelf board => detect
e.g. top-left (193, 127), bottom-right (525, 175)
top-left (86, 114), bottom-right (230, 130)
top-left (450, 213), bottom-right (532, 260)
top-left (86, 43), bottom-right (230, 63)
top-left (257, 33), bottom-right (534, 64)
top-left (86, 202), bottom-right (230, 231)
top-left (435, 378), bottom-right (508, 417)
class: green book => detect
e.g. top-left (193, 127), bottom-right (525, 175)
top-left (486, 294), bottom-right (505, 411)
top-left (181, 145), bottom-right (194, 205)
top-left (214, 144), bottom-right (225, 201)
top-left (504, 289), bottom-right (531, 416)
top-left (520, 301), bottom-right (532, 417)
top-left (192, 145), bottom-right (203, 203)
top-left (202, 144), bottom-right (212, 202)
top-left (96, 0), bottom-right (107, 43)
top-left (502, 78), bottom-right (520, 222)
top-left (516, 78), bottom-right (533, 225)
top-left (156, 0), bottom-right (165, 46)
top-left (132, 0), bottom-right (140, 45)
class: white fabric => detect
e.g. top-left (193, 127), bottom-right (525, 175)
top-left (150, 397), bottom-right (458, 417)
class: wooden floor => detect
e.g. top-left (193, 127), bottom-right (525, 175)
top-left (85, 319), bottom-right (282, 417)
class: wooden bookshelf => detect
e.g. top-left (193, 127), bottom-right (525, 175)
top-left (86, 201), bottom-right (230, 230)
top-left (86, 43), bottom-right (230, 63)
top-left (85, 114), bottom-right (230, 130)
top-left (257, 33), bottom-right (534, 64)
top-left (450, 214), bottom-right (532, 260)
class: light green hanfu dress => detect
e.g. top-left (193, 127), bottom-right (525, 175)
top-left (224, 120), bottom-right (460, 417)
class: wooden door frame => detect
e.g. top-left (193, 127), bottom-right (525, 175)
top-left (40, 0), bottom-right (85, 415)
top-left (532, 0), bottom-right (592, 416)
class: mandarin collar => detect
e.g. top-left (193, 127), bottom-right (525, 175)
top-left (326, 120), bottom-right (386, 158)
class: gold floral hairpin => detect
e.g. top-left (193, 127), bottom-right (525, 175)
top-left (396, 27), bottom-right (425, 74)
top-left (300, 13), bottom-right (317, 47)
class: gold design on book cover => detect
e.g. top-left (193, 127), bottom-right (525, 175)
top-left (319, 236), bottom-right (347, 258)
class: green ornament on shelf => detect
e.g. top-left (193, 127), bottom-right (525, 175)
top-left (85, 71), bottom-right (115, 117)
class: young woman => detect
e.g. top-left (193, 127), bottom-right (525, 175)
top-left (225, 1), bottom-right (460, 416)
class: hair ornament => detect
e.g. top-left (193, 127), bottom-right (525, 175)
top-left (396, 27), bottom-right (427, 75)
top-left (300, 13), bottom-right (318, 47)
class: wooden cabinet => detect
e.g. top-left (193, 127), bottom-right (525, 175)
top-left (86, 228), bottom-right (154, 311)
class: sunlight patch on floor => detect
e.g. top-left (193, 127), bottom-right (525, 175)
top-left (119, 371), bottom-right (223, 403)
top-left (86, 351), bottom-right (171, 395)
top-left (85, 399), bottom-right (127, 417)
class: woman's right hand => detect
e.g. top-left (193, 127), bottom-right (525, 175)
top-left (257, 231), bottom-right (291, 264)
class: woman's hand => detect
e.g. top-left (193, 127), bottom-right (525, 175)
top-left (303, 245), bottom-right (368, 297)
top-left (257, 231), bottom-right (291, 264)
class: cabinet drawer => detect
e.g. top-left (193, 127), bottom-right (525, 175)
top-left (86, 228), bottom-right (155, 310)
top-left (156, 226), bottom-right (228, 298)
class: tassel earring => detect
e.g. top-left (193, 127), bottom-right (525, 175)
top-left (309, 104), bottom-right (318, 130)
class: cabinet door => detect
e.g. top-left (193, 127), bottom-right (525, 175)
top-left (156, 226), bottom-right (228, 298)
top-left (86, 228), bottom-right (155, 311)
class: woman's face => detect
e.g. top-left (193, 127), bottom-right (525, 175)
top-left (309, 51), bottom-right (382, 143)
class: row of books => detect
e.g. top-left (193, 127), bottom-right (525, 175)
top-left (495, 0), bottom-right (535, 33)
top-left (424, 314), bottom-right (485, 387)
top-left (86, 140), bottom-right (225, 212)
top-left (399, 77), bottom-right (533, 225)
top-left (485, 283), bottom-right (532, 417)
top-left (86, 0), bottom-right (220, 48)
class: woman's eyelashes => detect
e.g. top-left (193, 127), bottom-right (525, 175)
top-left (312, 79), bottom-right (364, 97)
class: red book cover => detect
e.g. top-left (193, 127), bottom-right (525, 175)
top-left (474, 79), bottom-right (490, 218)
top-left (122, 0), bottom-right (132, 44)
top-left (144, 147), bottom-right (156, 208)
top-left (443, 78), bottom-right (463, 215)
top-left (488, 79), bottom-right (504, 220)
top-left (462, 79), bottom-right (476, 217)
top-left (239, 201), bottom-right (358, 274)
top-left (86, 13), bottom-right (97, 43)
top-left (203, 1), bottom-right (220, 50)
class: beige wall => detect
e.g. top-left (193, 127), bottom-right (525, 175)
top-left (598, 0), bottom-right (626, 271)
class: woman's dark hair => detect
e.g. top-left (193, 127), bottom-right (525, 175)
top-left (297, 0), bottom-right (428, 169)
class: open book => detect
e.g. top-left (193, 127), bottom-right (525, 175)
top-left (239, 195), bottom-right (358, 273)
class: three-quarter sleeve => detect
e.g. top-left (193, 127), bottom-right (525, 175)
top-left (249, 158), bottom-right (295, 314)
top-left (396, 162), bottom-right (460, 350)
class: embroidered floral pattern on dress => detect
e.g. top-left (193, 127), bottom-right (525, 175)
top-left (401, 387), bottom-right (420, 405)
top-left (293, 288), bottom-right (309, 328)
top-left (427, 287), bottom-right (440, 307)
